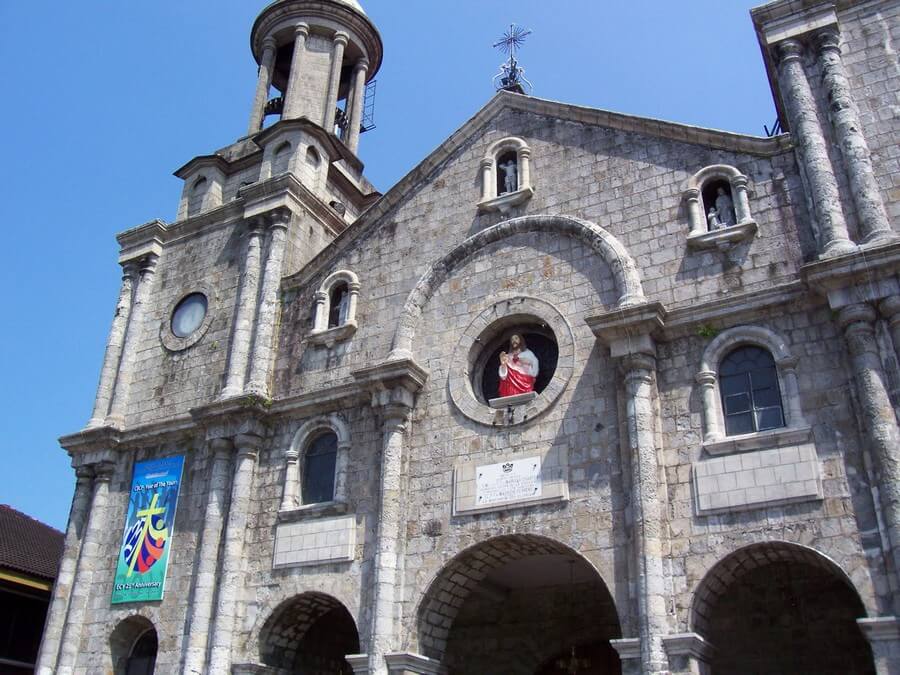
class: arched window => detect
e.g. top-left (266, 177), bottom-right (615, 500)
top-left (306, 145), bottom-right (321, 167)
top-left (328, 282), bottom-right (350, 329)
top-left (684, 165), bottom-right (757, 249)
top-left (187, 177), bottom-right (207, 217)
top-left (282, 414), bottom-right (351, 510)
top-left (477, 136), bottom-right (534, 213)
top-left (696, 326), bottom-right (808, 449)
top-left (719, 346), bottom-right (785, 436)
top-left (310, 270), bottom-right (360, 345)
top-left (126, 630), bottom-right (158, 675)
top-left (303, 432), bottom-right (338, 504)
top-left (272, 141), bottom-right (292, 175)
top-left (110, 617), bottom-right (157, 675)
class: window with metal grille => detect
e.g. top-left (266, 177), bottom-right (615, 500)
top-left (719, 346), bottom-right (785, 436)
top-left (303, 432), bottom-right (337, 504)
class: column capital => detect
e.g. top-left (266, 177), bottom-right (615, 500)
top-left (332, 31), bottom-right (350, 47)
top-left (731, 174), bottom-right (750, 189)
top-left (621, 353), bottom-right (657, 381)
top-left (293, 22), bottom-right (309, 38)
top-left (838, 302), bottom-right (876, 330)
top-left (776, 38), bottom-right (805, 64)
top-left (695, 370), bottom-right (717, 386)
top-left (261, 36), bottom-right (278, 52)
top-left (234, 433), bottom-right (264, 456)
top-left (75, 465), bottom-right (94, 482)
top-left (314, 289), bottom-right (328, 303)
top-left (92, 461), bottom-right (116, 481)
top-left (284, 448), bottom-right (300, 462)
top-left (138, 252), bottom-right (159, 274)
top-left (683, 187), bottom-right (700, 200)
top-left (480, 157), bottom-right (494, 169)
top-left (267, 207), bottom-right (292, 230)
top-left (353, 57), bottom-right (370, 73)
top-left (246, 216), bottom-right (266, 235)
top-left (209, 437), bottom-right (233, 457)
top-left (814, 26), bottom-right (842, 54)
top-left (120, 260), bottom-right (139, 279)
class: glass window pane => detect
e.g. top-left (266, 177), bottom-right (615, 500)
top-left (725, 412), bottom-right (754, 436)
top-left (724, 392), bottom-right (751, 415)
top-left (752, 384), bottom-right (781, 408)
top-left (303, 433), bottom-right (337, 504)
top-left (720, 374), bottom-right (748, 396)
top-left (171, 293), bottom-right (208, 338)
top-left (756, 407), bottom-right (784, 431)
top-left (750, 367), bottom-right (777, 389)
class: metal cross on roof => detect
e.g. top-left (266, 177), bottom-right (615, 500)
top-left (492, 23), bottom-right (533, 94)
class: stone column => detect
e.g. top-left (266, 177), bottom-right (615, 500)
top-left (87, 262), bottom-right (137, 428)
top-left (368, 389), bottom-right (414, 675)
top-left (280, 447), bottom-right (300, 510)
top-left (247, 209), bottom-right (290, 396)
top-left (55, 462), bottom-right (115, 675)
top-left (518, 147), bottom-right (531, 190)
top-left (247, 36), bottom-right (278, 135)
top-left (778, 356), bottom-right (808, 428)
top-left (222, 220), bottom-right (264, 398)
top-left (839, 304), bottom-right (900, 580)
top-left (313, 290), bottom-right (328, 331)
top-left (479, 158), bottom-right (493, 201)
top-left (695, 370), bottom-right (721, 442)
top-left (775, 38), bottom-right (856, 258)
top-left (334, 435), bottom-right (352, 503)
top-left (684, 188), bottom-right (705, 237)
top-left (106, 254), bottom-right (159, 427)
top-left (207, 434), bottom-right (261, 674)
top-left (858, 617), bottom-right (900, 675)
top-left (35, 467), bottom-right (94, 675)
top-left (322, 32), bottom-right (349, 133)
top-left (730, 175), bottom-right (753, 224)
top-left (182, 439), bottom-right (233, 675)
top-left (345, 58), bottom-right (369, 154)
top-left (622, 353), bottom-right (669, 674)
top-left (282, 23), bottom-right (310, 120)
top-left (816, 28), bottom-right (895, 246)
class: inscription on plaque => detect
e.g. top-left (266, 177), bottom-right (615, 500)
top-left (476, 456), bottom-right (542, 506)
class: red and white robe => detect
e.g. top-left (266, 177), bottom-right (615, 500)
top-left (498, 348), bottom-right (539, 397)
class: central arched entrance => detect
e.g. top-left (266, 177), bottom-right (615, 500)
top-left (258, 592), bottom-right (360, 674)
top-left (417, 534), bottom-right (621, 674)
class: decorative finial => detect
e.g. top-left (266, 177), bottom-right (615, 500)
top-left (492, 24), bottom-right (533, 94)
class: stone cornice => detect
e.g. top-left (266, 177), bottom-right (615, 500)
top-left (116, 219), bottom-right (167, 265)
top-left (281, 90), bottom-right (790, 293)
top-left (241, 172), bottom-right (348, 237)
top-left (254, 117), bottom-right (364, 174)
top-left (172, 153), bottom-right (231, 180)
top-left (802, 241), bottom-right (900, 308)
top-left (586, 302), bottom-right (667, 358)
top-left (662, 632), bottom-right (716, 661)
top-left (352, 357), bottom-right (430, 395)
top-left (383, 652), bottom-right (447, 675)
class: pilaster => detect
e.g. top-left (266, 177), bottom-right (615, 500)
top-left (247, 208), bottom-right (291, 396)
top-left (55, 461), bottom-right (115, 675)
top-left (775, 38), bottom-right (856, 258)
top-left (106, 253), bottom-right (159, 427)
top-left (87, 262), bottom-right (137, 428)
top-left (207, 433), bottom-right (262, 674)
top-left (815, 27), bottom-right (895, 247)
top-left (222, 218), bottom-right (264, 398)
top-left (34, 467), bottom-right (94, 675)
top-left (182, 438), bottom-right (234, 675)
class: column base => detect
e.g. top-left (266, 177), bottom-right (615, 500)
top-left (862, 230), bottom-right (900, 248)
top-left (858, 617), bottom-right (900, 675)
top-left (820, 237), bottom-right (859, 258)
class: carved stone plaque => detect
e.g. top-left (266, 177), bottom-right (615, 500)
top-left (476, 456), bottom-right (542, 507)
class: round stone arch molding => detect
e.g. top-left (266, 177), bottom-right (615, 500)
top-left (388, 214), bottom-right (645, 361)
top-left (158, 282), bottom-right (217, 352)
top-left (696, 325), bottom-right (809, 449)
top-left (689, 540), bottom-right (878, 637)
top-left (449, 295), bottom-right (574, 425)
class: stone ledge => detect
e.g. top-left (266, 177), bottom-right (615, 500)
top-left (857, 617), bottom-right (900, 642)
top-left (663, 632), bottom-right (715, 661)
top-left (276, 500), bottom-right (349, 523)
top-left (476, 186), bottom-right (534, 214)
top-left (686, 220), bottom-right (757, 251)
top-left (609, 637), bottom-right (641, 660)
top-left (703, 425), bottom-right (812, 456)
top-left (384, 652), bottom-right (447, 675)
top-left (307, 320), bottom-right (357, 347)
top-left (488, 391), bottom-right (536, 409)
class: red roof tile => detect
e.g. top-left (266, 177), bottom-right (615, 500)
top-left (0, 505), bottom-right (64, 580)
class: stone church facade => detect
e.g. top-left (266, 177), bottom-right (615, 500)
top-left (37, 0), bottom-right (900, 673)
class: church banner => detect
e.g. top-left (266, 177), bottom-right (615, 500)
top-left (111, 455), bottom-right (184, 604)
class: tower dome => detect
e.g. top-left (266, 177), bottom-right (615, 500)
top-left (246, 0), bottom-right (383, 155)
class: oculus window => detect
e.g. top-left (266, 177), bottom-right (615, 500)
top-left (170, 293), bottom-right (208, 338)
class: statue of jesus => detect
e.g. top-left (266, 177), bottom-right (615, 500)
top-left (498, 334), bottom-right (539, 397)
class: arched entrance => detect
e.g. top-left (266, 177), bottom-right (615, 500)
top-left (109, 615), bottom-right (157, 675)
top-left (692, 542), bottom-right (875, 674)
top-left (258, 592), bottom-right (360, 674)
top-left (417, 534), bottom-right (621, 674)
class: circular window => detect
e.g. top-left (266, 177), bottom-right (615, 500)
top-left (171, 293), bottom-right (208, 338)
top-left (160, 286), bottom-right (215, 351)
top-left (448, 296), bottom-right (575, 426)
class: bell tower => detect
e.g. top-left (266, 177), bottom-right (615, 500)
top-left (247, 0), bottom-right (383, 155)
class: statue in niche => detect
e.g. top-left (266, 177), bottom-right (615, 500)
top-left (715, 187), bottom-right (736, 227)
top-left (498, 334), bottom-right (539, 397)
top-left (498, 158), bottom-right (518, 194)
top-left (706, 206), bottom-right (722, 231)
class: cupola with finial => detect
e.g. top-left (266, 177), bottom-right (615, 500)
top-left (247, 0), bottom-right (383, 155)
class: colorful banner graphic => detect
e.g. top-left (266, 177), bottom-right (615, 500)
top-left (111, 455), bottom-right (184, 604)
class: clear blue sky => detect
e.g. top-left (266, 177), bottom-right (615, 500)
top-left (0, 1), bottom-right (773, 530)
